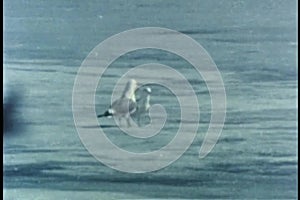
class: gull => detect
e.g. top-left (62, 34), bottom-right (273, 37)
top-left (97, 79), bottom-right (138, 127)
top-left (134, 87), bottom-right (152, 126)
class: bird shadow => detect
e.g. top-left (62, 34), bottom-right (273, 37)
top-left (79, 125), bottom-right (118, 129)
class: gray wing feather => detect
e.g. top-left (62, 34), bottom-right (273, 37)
top-left (111, 98), bottom-right (137, 116)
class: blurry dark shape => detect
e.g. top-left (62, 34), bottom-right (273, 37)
top-left (3, 86), bottom-right (23, 136)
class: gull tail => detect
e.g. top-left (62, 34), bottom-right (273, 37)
top-left (97, 110), bottom-right (113, 118)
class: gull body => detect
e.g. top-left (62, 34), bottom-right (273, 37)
top-left (98, 79), bottom-right (138, 127)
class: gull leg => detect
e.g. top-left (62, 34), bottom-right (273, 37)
top-left (126, 117), bottom-right (131, 127)
top-left (137, 114), bottom-right (141, 127)
top-left (117, 117), bottom-right (122, 127)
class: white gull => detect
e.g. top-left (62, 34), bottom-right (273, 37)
top-left (98, 79), bottom-right (138, 127)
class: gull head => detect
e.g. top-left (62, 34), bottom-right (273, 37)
top-left (139, 87), bottom-right (151, 99)
top-left (122, 79), bottom-right (138, 101)
top-left (143, 87), bottom-right (152, 94)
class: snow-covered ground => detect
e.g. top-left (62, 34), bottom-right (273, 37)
top-left (4, 0), bottom-right (297, 199)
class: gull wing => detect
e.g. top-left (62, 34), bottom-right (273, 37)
top-left (111, 98), bottom-right (137, 116)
